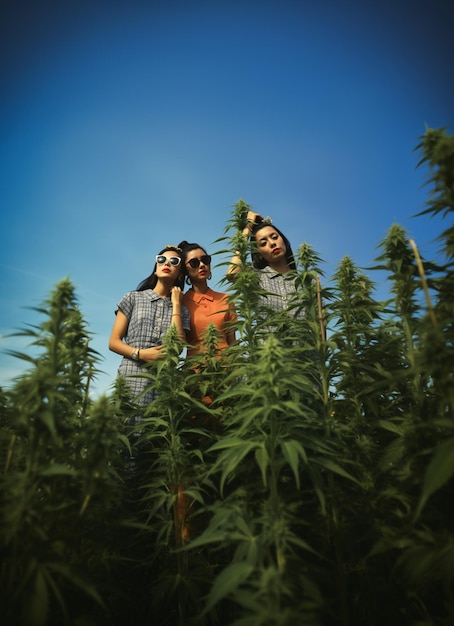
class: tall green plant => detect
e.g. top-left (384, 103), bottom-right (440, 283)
top-left (414, 127), bottom-right (454, 519)
top-left (391, 127), bottom-right (454, 623)
top-left (0, 279), bottom-right (126, 626)
top-left (188, 335), bottom-right (327, 625)
top-left (415, 126), bottom-right (454, 419)
top-left (184, 242), bottom-right (359, 624)
top-left (362, 128), bottom-right (454, 625)
top-left (217, 198), bottom-right (303, 355)
top-left (123, 324), bottom-right (221, 626)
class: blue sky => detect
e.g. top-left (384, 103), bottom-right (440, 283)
top-left (1, 0), bottom-right (453, 397)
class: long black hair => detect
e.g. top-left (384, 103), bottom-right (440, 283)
top-left (136, 245), bottom-right (185, 291)
top-left (250, 221), bottom-right (296, 271)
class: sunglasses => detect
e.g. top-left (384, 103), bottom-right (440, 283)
top-left (156, 255), bottom-right (181, 266)
top-left (186, 254), bottom-right (212, 269)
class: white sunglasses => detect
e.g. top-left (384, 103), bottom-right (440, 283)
top-left (156, 255), bottom-right (181, 266)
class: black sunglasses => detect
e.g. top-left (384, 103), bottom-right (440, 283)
top-left (156, 255), bottom-right (181, 266)
top-left (186, 254), bottom-right (211, 269)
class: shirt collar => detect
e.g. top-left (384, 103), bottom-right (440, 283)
top-left (262, 266), bottom-right (296, 280)
top-left (262, 266), bottom-right (281, 279)
top-left (191, 287), bottom-right (215, 304)
top-left (145, 289), bottom-right (170, 303)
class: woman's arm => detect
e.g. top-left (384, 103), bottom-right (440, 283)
top-left (226, 210), bottom-right (263, 279)
top-left (170, 286), bottom-right (187, 342)
top-left (108, 309), bottom-right (164, 363)
top-left (108, 310), bottom-right (133, 358)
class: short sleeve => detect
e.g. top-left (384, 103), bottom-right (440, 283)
top-left (117, 291), bottom-right (135, 319)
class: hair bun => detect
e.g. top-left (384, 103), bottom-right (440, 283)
top-left (177, 240), bottom-right (189, 249)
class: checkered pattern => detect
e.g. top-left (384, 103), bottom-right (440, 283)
top-left (257, 267), bottom-right (305, 319)
top-left (116, 289), bottom-right (190, 405)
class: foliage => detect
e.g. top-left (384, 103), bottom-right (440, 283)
top-left (1, 127), bottom-right (453, 625)
top-left (0, 279), bottom-right (128, 625)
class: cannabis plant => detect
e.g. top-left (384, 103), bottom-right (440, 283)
top-left (0, 279), bottom-right (127, 626)
top-left (2, 128), bottom-right (454, 626)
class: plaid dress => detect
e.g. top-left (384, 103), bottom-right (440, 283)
top-left (257, 267), bottom-right (305, 318)
top-left (116, 289), bottom-right (190, 405)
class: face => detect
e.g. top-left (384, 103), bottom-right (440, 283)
top-left (185, 248), bottom-right (211, 283)
top-left (155, 251), bottom-right (183, 281)
top-left (255, 226), bottom-right (287, 264)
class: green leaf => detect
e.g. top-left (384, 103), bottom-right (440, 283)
top-left (378, 419), bottom-right (405, 435)
top-left (308, 465), bottom-right (326, 514)
top-left (218, 442), bottom-right (259, 493)
top-left (39, 465), bottom-right (77, 477)
top-left (205, 562), bottom-right (255, 613)
top-left (254, 444), bottom-right (269, 486)
top-left (47, 561), bottom-right (106, 608)
top-left (280, 439), bottom-right (308, 489)
top-left (209, 436), bottom-right (249, 452)
top-left (415, 437), bottom-right (454, 518)
top-left (313, 457), bottom-right (358, 483)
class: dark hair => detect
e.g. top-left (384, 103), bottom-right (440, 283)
top-left (250, 222), bottom-right (296, 271)
top-left (177, 240), bottom-right (210, 285)
top-left (136, 245), bottom-right (185, 291)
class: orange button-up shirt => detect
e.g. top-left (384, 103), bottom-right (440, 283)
top-left (182, 287), bottom-right (236, 356)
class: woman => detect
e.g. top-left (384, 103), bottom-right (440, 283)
top-left (178, 240), bottom-right (236, 356)
top-left (109, 245), bottom-right (190, 408)
top-left (226, 210), bottom-right (301, 318)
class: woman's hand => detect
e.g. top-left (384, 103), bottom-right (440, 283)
top-left (170, 285), bottom-right (183, 308)
top-left (243, 210), bottom-right (263, 235)
top-left (169, 286), bottom-right (186, 342)
top-left (227, 210), bottom-right (264, 280)
top-left (246, 209), bottom-right (263, 224)
top-left (138, 345), bottom-right (165, 362)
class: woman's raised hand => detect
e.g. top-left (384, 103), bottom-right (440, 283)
top-left (170, 285), bottom-right (183, 307)
top-left (243, 210), bottom-right (263, 235)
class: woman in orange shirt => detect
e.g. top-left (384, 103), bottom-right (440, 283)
top-left (176, 241), bottom-right (236, 543)
top-left (178, 240), bottom-right (236, 356)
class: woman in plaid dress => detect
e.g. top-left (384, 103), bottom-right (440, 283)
top-left (227, 210), bottom-right (303, 322)
top-left (109, 245), bottom-right (190, 408)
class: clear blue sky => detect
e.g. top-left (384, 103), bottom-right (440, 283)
top-left (1, 0), bottom-right (453, 397)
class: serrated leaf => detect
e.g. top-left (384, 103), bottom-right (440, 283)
top-left (378, 419), bottom-right (405, 435)
top-left (415, 437), bottom-right (454, 518)
top-left (313, 457), bottom-right (358, 483)
top-left (205, 562), bottom-right (255, 613)
top-left (218, 442), bottom-right (258, 493)
top-left (208, 437), bottom-right (248, 452)
top-left (254, 445), bottom-right (269, 486)
top-left (281, 439), bottom-right (307, 489)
